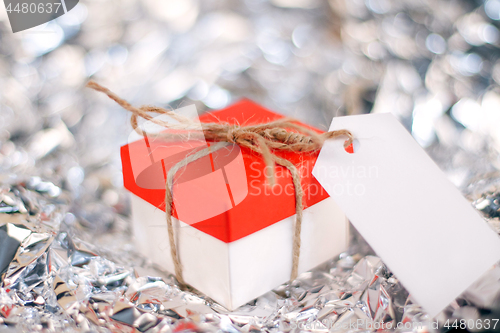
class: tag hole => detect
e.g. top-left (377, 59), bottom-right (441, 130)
top-left (344, 139), bottom-right (360, 154)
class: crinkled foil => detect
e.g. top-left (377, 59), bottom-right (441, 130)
top-left (1, 0), bottom-right (500, 332)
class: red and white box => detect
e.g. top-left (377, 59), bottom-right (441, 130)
top-left (121, 100), bottom-right (348, 310)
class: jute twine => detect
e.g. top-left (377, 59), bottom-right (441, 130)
top-left (87, 81), bottom-right (353, 285)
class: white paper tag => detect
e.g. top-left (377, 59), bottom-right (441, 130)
top-left (313, 113), bottom-right (500, 317)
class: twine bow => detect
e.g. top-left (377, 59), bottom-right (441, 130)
top-left (87, 81), bottom-right (353, 284)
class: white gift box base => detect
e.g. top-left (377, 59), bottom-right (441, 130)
top-left (131, 194), bottom-right (348, 310)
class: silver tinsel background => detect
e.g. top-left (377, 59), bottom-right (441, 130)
top-left (1, 0), bottom-right (500, 332)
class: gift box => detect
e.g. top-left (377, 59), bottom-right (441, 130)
top-left (121, 100), bottom-right (348, 310)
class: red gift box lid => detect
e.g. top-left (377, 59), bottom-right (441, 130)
top-left (121, 100), bottom-right (330, 243)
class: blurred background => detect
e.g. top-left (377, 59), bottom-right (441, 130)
top-left (1, 0), bottom-right (500, 332)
